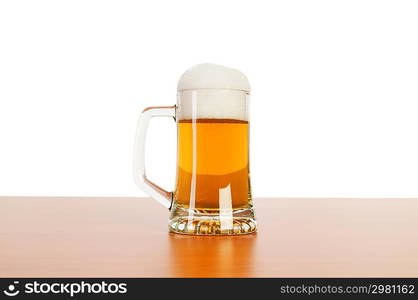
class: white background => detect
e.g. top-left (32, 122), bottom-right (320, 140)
top-left (0, 0), bottom-right (417, 198)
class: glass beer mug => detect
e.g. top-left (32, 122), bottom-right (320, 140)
top-left (134, 64), bottom-right (256, 235)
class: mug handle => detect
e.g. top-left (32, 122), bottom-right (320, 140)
top-left (134, 106), bottom-right (176, 209)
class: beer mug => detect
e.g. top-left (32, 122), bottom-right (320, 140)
top-left (134, 64), bottom-right (256, 235)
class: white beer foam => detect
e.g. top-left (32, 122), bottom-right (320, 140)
top-left (177, 64), bottom-right (250, 120)
top-left (177, 89), bottom-right (248, 120)
top-left (177, 63), bottom-right (250, 92)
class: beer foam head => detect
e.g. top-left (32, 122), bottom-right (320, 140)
top-left (177, 63), bottom-right (250, 92)
top-left (177, 64), bottom-right (250, 120)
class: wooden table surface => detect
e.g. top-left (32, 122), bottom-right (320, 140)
top-left (0, 197), bottom-right (417, 277)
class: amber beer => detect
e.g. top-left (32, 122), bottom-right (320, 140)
top-left (174, 118), bottom-right (251, 210)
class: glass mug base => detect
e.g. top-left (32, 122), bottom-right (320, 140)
top-left (169, 206), bottom-right (257, 235)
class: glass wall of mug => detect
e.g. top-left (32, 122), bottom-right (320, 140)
top-left (169, 89), bottom-right (257, 235)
